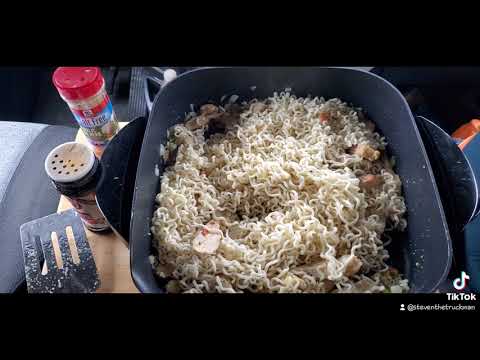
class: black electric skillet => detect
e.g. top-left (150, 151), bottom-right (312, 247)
top-left (97, 67), bottom-right (479, 293)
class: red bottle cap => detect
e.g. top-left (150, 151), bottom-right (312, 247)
top-left (52, 67), bottom-right (104, 101)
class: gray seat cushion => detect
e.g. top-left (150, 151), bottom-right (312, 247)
top-left (0, 122), bottom-right (77, 292)
top-left (0, 122), bottom-right (47, 203)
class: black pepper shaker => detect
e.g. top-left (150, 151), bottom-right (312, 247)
top-left (44, 142), bottom-right (111, 232)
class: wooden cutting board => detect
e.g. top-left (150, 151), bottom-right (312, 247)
top-left (57, 123), bottom-right (139, 293)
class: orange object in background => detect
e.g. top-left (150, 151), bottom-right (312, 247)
top-left (452, 119), bottom-right (480, 150)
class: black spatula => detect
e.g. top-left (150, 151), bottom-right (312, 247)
top-left (20, 209), bottom-right (100, 293)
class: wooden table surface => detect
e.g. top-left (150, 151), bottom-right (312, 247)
top-left (57, 124), bottom-right (139, 293)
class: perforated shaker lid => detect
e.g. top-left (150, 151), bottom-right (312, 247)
top-left (45, 142), bottom-right (95, 183)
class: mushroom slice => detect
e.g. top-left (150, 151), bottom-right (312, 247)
top-left (340, 255), bottom-right (363, 277)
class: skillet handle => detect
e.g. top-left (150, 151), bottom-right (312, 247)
top-left (143, 67), bottom-right (178, 113)
top-left (415, 116), bottom-right (479, 230)
top-left (415, 115), bottom-right (480, 276)
top-left (96, 117), bottom-right (148, 243)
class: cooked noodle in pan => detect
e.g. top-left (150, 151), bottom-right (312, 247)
top-left (151, 91), bottom-right (409, 293)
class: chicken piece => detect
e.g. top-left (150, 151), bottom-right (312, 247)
top-left (200, 104), bottom-right (219, 116)
top-left (192, 221), bottom-right (222, 254)
top-left (251, 102), bottom-right (267, 113)
top-left (340, 255), bottom-right (363, 277)
top-left (359, 174), bottom-right (384, 190)
top-left (318, 111), bottom-right (331, 123)
top-left (350, 144), bottom-right (380, 161)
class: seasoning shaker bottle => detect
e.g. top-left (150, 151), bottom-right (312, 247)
top-left (45, 142), bottom-right (111, 232)
top-left (52, 67), bottom-right (119, 158)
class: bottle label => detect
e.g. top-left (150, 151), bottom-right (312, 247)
top-left (65, 191), bottom-right (110, 232)
top-left (71, 94), bottom-right (119, 149)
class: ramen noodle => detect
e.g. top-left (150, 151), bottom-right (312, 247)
top-left (151, 91), bottom-right (409, 293)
